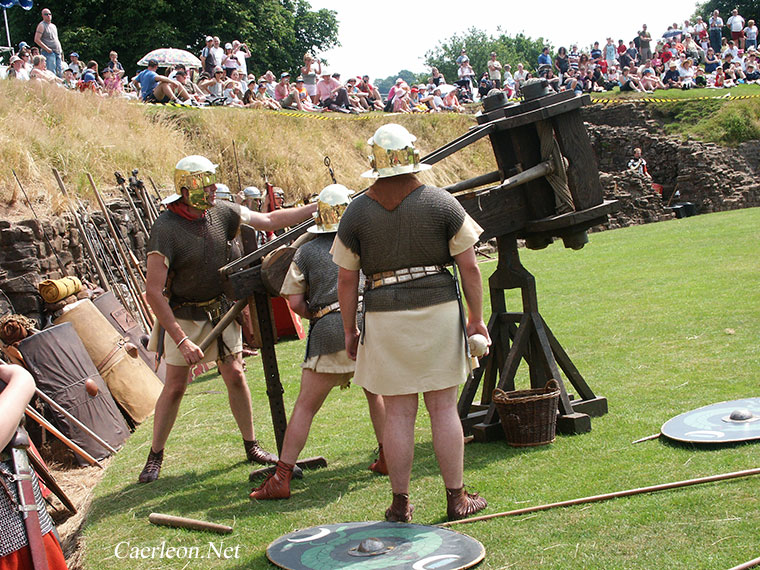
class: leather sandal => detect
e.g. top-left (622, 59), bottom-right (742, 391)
top-left (249, 460), bottom-right (294, 500)
top-left (369, 445), bottom-right (388, 476)
top-left (446, 486), bottom-right (487, 521)
top-left (244, 439), bottom-right (278, 465)
top-left (138, 448), bottom-right (163, 483)
top-left (385, 492), bottom-right (414, 523)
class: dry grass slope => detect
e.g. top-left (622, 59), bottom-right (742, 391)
top-left (0, 82), bottom-right (496, 217)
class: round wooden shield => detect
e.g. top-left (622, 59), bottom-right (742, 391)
top-left (266, 521), bottom-right (485, 570)
top-left (661, 398), bottom-right (760, 444)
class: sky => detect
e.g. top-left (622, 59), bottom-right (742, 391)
top-left (308, 0), bottom-right (703, 80)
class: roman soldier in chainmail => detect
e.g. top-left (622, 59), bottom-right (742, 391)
top-left (139, 155), bottom-right (317, 483)
top-left (1, 364), bottom-right (68, 569)
top-left (250, 184), bottom-right (387, 501)
top-left (332, 124), bottom-right (490, 522)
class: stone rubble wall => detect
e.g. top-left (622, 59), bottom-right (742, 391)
top-left (0, 200), bottom-right (147, 326)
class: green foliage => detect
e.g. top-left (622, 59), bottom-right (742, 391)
top-left (6, 0), bottom-right (338, 77)
top-left (424, 27), bottom-right (547, 83)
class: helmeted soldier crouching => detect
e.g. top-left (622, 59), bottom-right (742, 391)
top-left (249, 184), bottom-right (387, 501)
top-left (333, 124), bottom-right (490, 522)
top-left (139, 155), bottom-right (317, 483)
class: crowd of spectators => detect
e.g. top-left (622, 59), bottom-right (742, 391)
top-left (4, 7), bottom-right (760, 113)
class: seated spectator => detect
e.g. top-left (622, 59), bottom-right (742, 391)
top-left (410, 84), bottom-right (438, 112)
top-left (222, 79), bottom-right (244, 107)
top-left (431, 87), bottom-right (447, 111)
top-left (745, 62), bottom-right (760, 83)
top-left (132, 59), bottom-right (188, 103)
top-left (242, 79), bottom-right (262, 108)
top-left (710, 66), bottom-right (729, 88)
top-left (694, 67), bottom-right (707, 87)
top-left (443, 86), bottom-right (465, 112)
top-left (68, 52), bottom-right (84, 78)
top-left (724, 61), bottom-right (746, 83)
top-left (662, 61), bottom-right (681, 88)
top-left (261, 70), bottom-right (277, 98)
top-left (477, 72), bottom-right (492, 99)
top-left (200, 67), bottom-right (226, 100)
top-left (678, 58), bottom-right (696, 88)
top-left (640, 67), bottom-right (665, 91)
top-left (392, 81), bottom-right (412, 113)
top-left (61, 66), bottom-right (77, 88)
top-left (619, 66), bottom-right (644, 92)
top-left (457, 58), bottom-right (476, 92)
top-left (562, 67), bottom-right (583, 93)
top-left (106, 50), bottom-right (124, 78)
top-left (316, 70), bottom-right (351, 113)
top-left (79, 60), bottom-right (104, 93)
top-left (101, 66), bottom-right (122, 96)
top-left (293, 76), bottom-right (321, 111)
top-left (344, 77), bottom-right (369, 111)
top-left (29, 54), bottom-right (62, 84)
top-left (175, 68), bottom-right (206, 103)
top-left (274, 72), bottom-right (304, 110)
top-left (357, 75), bottom-right (384, 110)
top-left (7, 55), bottom-right (29, 80)
top-left (255, 82), bottom-right (282, 109)
top-left (722, 40), bottom-right (739, 61)
top-left (704, 48), bottom-right (720, 73)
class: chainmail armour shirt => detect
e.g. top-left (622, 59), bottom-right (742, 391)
top-left (336, 185), bottom-right (465, 312)
top-left (332, 184), bottom-right (483, 395)
top-left (147, 201), bottom-right (241, 303)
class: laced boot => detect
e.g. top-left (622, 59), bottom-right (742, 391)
top-left (446, 486), bottom-right (487, 521)
top-left (369, 445), bottom-right (388, 476)
top-left (138, 448), bottom-right (164, 483)
top-left (249, 460), bottom-right (294, 500)
top-left (384, 493), bottom-right (414, 523)
top-left (244, 439), bottom-right (278, 465)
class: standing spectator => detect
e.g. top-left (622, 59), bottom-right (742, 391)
top-left (487, 52), bottom-right (502, 88)
top-left (727, 9), bottom-right (746, 50)
top-left (555, 46), bottom-right (570, 79)
top-left (106, 51), bottom-right (124, 77)
top-left (744, 20), bottom-right (757, 51)
top-left (456, 49), bottom-right (468, 66)
top-left (639, 25), bottom-right (653, 61)
top-left (211, 37), bottom-right (224, 70)
top-left (538, 46), bottom-right (552, 67)
top-left (709, 10), bottom-right (724, 54)
top-left (68, 52), bottom-right (83, 79)
top-left (34, 7), bottom-right (63, 77)
top-left (200, 36), bottom-right (217, 76)
top-left (694, 16), bottom-right (709, 51)
top-left (626, 41), bottom-right (639, 66)
top-left (301, 53), bottom-right (322, 104)
top-left (590, 41), bottom-right (602, 64)
top-left (232, 41), bottom-right (250, 78)
top-left (222, 43), bottom-right (238, 77)
top-left (604, 38), bottom-right (617, 66)
top-left (616, 39), bottom-right (627, 59)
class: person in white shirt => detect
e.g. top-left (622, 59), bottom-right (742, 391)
top-left (726, 9), bottom-right (746, 50)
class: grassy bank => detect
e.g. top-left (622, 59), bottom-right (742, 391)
top-left (0, 81), bottom-right (494, 213)
top-left (81, 208), bottom-right (760, 569)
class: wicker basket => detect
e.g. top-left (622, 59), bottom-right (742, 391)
top-left (493, 379), bottom-right (560, 447)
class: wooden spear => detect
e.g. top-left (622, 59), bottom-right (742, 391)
top-left (149, 513), bottom-right (233, 535)
top-left (439, 467), bottom-right (760, 527)
top-left (24, 406), bottom-right (103, 469)
top-left (87, 174), bottom-right (153, 326)
top-left (34, 387), bottom-right (118, 454)
top-left (52, 168), bottom-right (111, 292)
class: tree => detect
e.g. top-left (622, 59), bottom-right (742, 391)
top-left (375, 69), bottom-right (421, 95)
top-left (7, 0), bottom-right (338, 77)
top-left (424, 27), bottom-right (547, 83)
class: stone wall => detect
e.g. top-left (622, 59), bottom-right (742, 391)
top-left (0, 200), bottom-right (147, 326)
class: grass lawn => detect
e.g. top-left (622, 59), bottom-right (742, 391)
top-left (589, 83), bottom-right (760, 100)
top-left (82, 208), bottom-right (760, 569)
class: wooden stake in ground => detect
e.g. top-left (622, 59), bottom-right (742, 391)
top-left (439, 467), bottom-right (760, 527)
top-left (24, 406), bottom-right (103, 469)
top-left (148, 513), bottom-right (233, 534)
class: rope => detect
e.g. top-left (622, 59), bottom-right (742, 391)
top-left (536, 120), bottom-right (574, 214)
